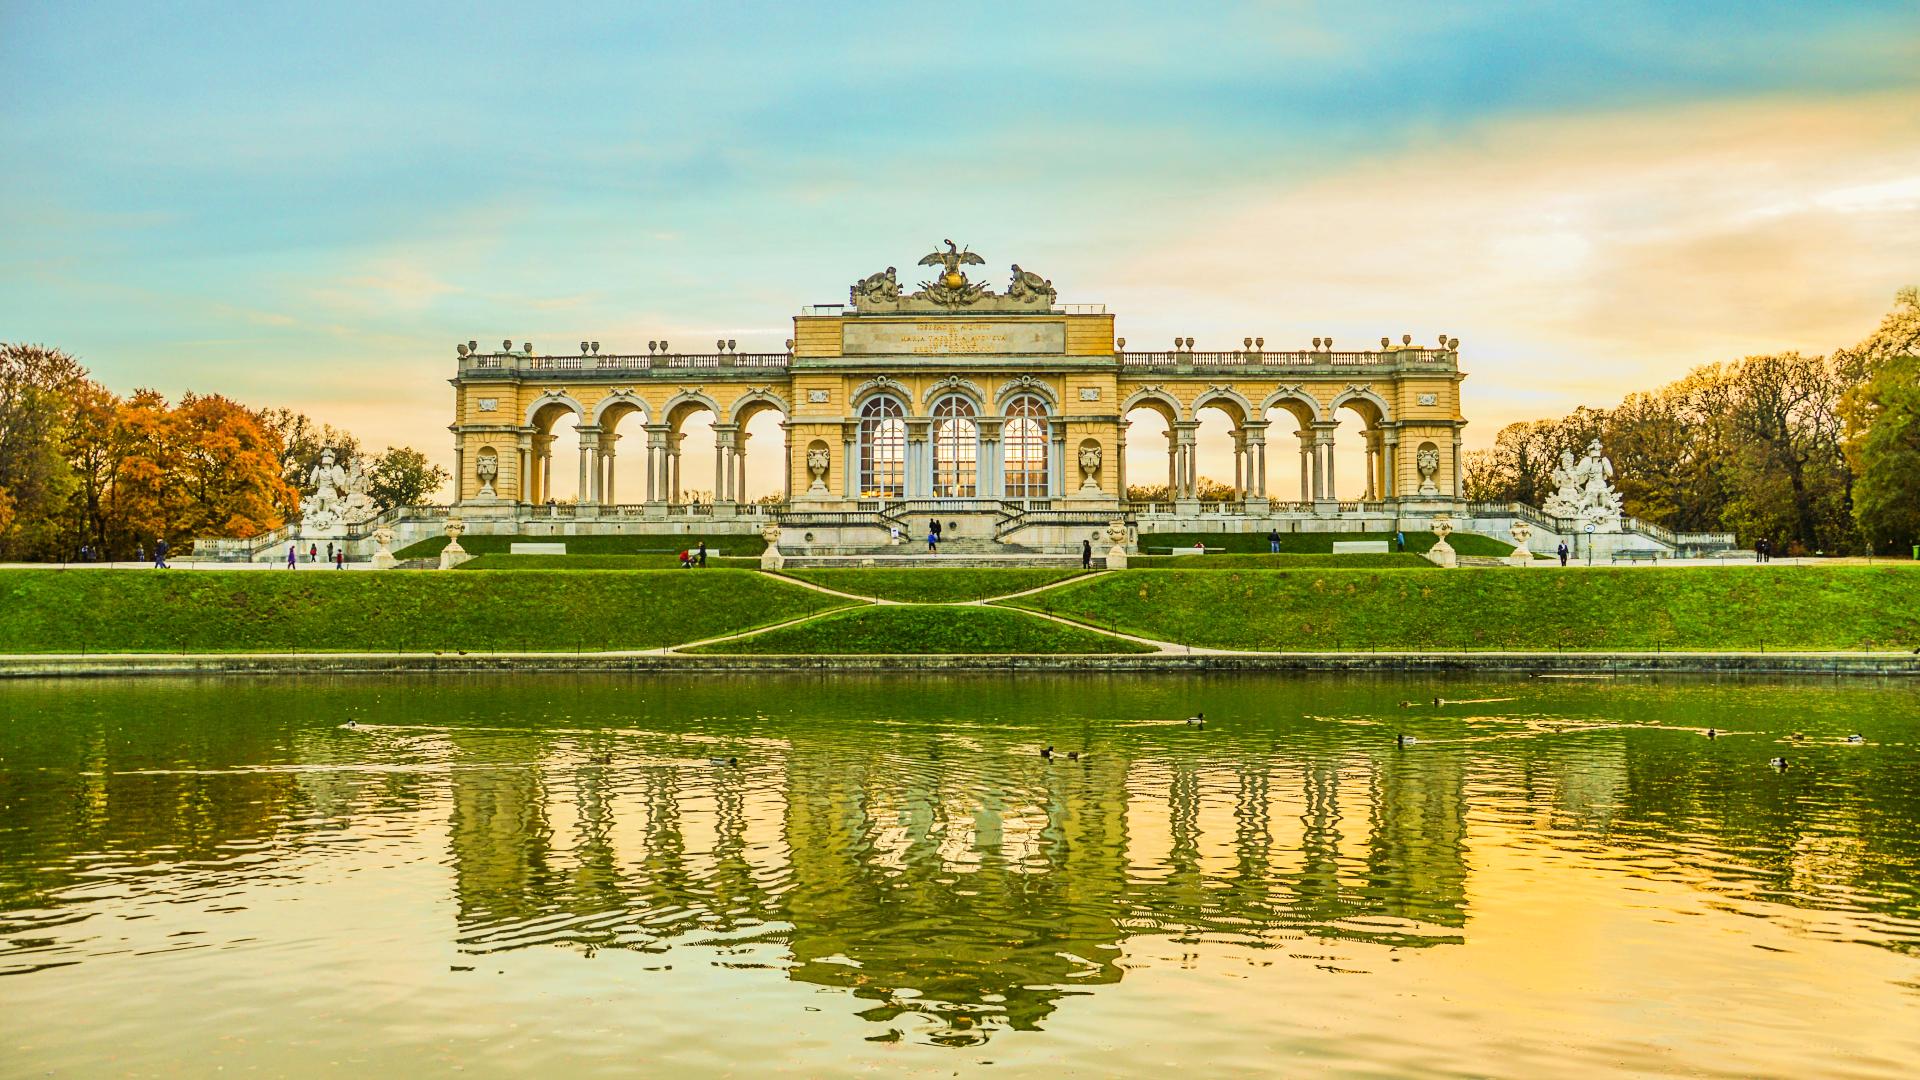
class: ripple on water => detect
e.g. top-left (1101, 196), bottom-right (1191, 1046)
top-left (1, 673), bottom-right (1918, 1076)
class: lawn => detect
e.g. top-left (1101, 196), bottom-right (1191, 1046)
top-left (393, 532), bottom-right (766, 560)
top-left (1138, 530), bottom-right (1517, 557)
top-left (0, 569), bottom-right (849, 653)
top-left (452, 554), bottom-right (759, 570)
top-left (1001, 565), bottom-right (1920, 651)
top-left (781, 568), bottom-right (1090, 602)
top-left (1128, 553), bottom-right (1434, 569)
top-left (684, 604), bottom-right (1155, 654)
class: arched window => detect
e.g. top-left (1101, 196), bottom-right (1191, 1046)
top-left (1004, 394), bottom-right (1049, 499)
top-left (932, 395), bottom-right (978, 497)
top-left (859, 396), bottom-right (906, 498)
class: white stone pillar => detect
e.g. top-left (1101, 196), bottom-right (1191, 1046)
top-left (453, 445), bottom-right (465, 505)
top-left (579, 440), bottom-right (594, 505)
top-left (842, 429), bottom-right (858, 499)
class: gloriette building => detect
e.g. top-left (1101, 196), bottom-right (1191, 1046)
top-left (442, 243), bottom-right (1475, 552)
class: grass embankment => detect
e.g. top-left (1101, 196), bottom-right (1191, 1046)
top-left (0, 569), bottom-right (849, 653)
top-left (1129, 553), bottom-right (1434, 569)
top-left (453, 554), bottom-right (758, 570)
top-left (1001, 566), bottom-right (1920, 651)
top-left (393, 532), bottom-right (765, 560)
top-left (1140, 531), bottom-right (1516, 557)
top-left (686, 604), bottom-right (1154, 654)
top-left (782, 568), bottom-right (1089, 602)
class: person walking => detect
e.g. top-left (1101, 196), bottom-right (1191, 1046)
top-left (1757, 537), bottom-right (1769, 563)
top-left (697, 541), bottom-right (708, 567)
top-left (1268, 528), bottom-right (1281, 554)
top-left (1395, 530), bottom-right (1406, 552)
top-left (927, 526), bottom-right (938, 553)
top-left (929, 518), bottom-right (942, 544)
top-left (153, 537), bottom-right (167, 569)
top-left (1081, 538), bottom-right (1093, 569)
top-left (136, 542), bottom-right (146, 564)
top-left (308, 543), bottom-right (318, 563)
top-left (326, 541), bottom-right (334, 562)
top-left (334, 548), bottom-right (345, 570)
top-left (1557, 540), bottom-right (1570, 566)
top-left (287, 544), bottom-right (297, 569)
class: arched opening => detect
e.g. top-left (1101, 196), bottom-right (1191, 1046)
top-left (596, 397), bottom-right (648, 507)
top-left (665, 398), bottom-right (718, 505)
top-left (1122, 398), bottom-right (1179, 503)
top-left (736, 402), bottom-right (787, 505)
top-left (859, 395), bottom-right (907, 499)
top-left (931, 395), bottom-right (978, 498)
top-left (529, 400), bottom-right (584, 504)
top-left (1003, 393), bottom-right (1049, 500)
top-left (1192, 397), bottom-right (1249, 503)
top-left (1332, 397), bottom-right (1389, 502)
top-left (1260, 398), bottom-right (1317, 504)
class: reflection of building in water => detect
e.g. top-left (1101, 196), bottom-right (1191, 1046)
top-left (440, 732), bottom-right (1470, 1042)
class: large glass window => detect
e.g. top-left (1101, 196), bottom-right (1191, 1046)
top-left (859, 396), bottom-right (906, 498)
top-left (1004, 394), bottom-right (1049, 498)
top-left (932, 396), bottom-right (978, 497)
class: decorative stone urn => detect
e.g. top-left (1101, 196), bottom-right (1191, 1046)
top-left (473, 455), bottom-right (499, 500)
top-left (438, 517), bottom-right (473, 570)
top-left (370, 525), bottom-right (398, 570)
top-left (1426, 515), bottom-right (1458, 568)
top-left (1078, 444), bottom-right (1102, 492)
top-left (805, 446), bottom-right (830, 495)
top-left (1507, 520), bottom-right (1535, 567)
top-left (760, 520), bottom-right (784, 571)
top-left (1104, 518), bottom-right (1129, 570)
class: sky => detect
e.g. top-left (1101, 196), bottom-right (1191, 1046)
top-left (4, 1), bottom-right (1918, 500)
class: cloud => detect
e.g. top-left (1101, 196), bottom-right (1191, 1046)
top-left (1135, 90), bottom-right (1920, 440)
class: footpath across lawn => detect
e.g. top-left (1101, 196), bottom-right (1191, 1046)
top-left (0, 569), bottom-right (847, 653)
top-left (781, 568), bottom-right (1089, 602)
top-left (1001, 565), bottom-right (1920, 651)
top-left (685, 604), bottom-right (1155, 654)
top-left (1129, 553), bottom-right (1433, 569)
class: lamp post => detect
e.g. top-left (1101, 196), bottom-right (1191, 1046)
top-left (1585, 522), bottom-right (1596, 566)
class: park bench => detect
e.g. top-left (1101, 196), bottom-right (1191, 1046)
top-left (1609, 550), bottom-right (1662, 563)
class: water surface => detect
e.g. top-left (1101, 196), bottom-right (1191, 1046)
top-left (2, 674), bottom-right (1917, 1077)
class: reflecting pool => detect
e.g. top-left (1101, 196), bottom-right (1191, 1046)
top-left (2, 674), bottom-right (1917, 1077)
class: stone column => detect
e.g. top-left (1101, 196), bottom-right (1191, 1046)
top-left (452, 444), bottom-right (465, 505)
top-left (644, 424), bottom-right (668, 505)
top-left (1241, 421), bottom-right (1269, 508)
top-left (1115, 426), bottom-right (1128, 504)
top-left (905, 418), bottom-right (932, 499)
top-left (670, 433), bottom-right (683, 503)
top-left (1173, 422), bottom-right (1200, 507)
top-left (516, 436), bottom-right (532, 505)
top-left (1298, 431), bottom-right (1313, 503)
top-left (736, 430), bottom-right (750, 505)
top-left (976, 419), bottom-right (1004, 500)
top-left (842, 424), bottom-right (859, 500)
top-left (1312, 424), bottom-right (1338, 512)
top-left (1451, 431), bottom-right (1464, 500)
top-left (1049, 418), bottom-right (1069, 498)
top-left (1382, 429), bottom-right (1399, 501)
top-left (580, 431), bottom-right (600, 506)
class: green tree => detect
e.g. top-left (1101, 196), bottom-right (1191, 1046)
top-left (0, 343), bottom-right (86, 558)
top-left (1844, 355), bottom-right (1920, 554)
top-left (366, 446), bottom-right (449, 509)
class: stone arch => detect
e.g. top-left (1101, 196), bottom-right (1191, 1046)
top-left (725, 387), bottom-right (789, 425)
top-left (1120, 386), bottom-right (1184, 424)
top-left (524, 390), bottom-right (586, 431)
top-left (1190, 386), bottom-right (1256, 427)
top-left (849, 376), bottom-right (908, 413)
top-left (920, 376), bottom-right (988, 411)
top-left (994, 376), bottom-right (1059, 413)
top-left (589, 387), bottom-right (650, 429)
top-left (1258, 386), bottom-right (1323, 426)
top-left (1328, 386), bottom-right (1393, 426)
top-left (661, 389), bottom-right (723, 432)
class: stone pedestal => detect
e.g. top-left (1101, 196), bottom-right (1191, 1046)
top-left (758, 522), bottom-right (784, 570)
top-left (1104, 545), bottom-right (1128, 570)
top-left (1426, 515), bottom-right (1459, 568)
top-left (370, 526), bottom-right (398, 570)
top-left (437, 517), bottom-right (473, 570)
top-left (1507, 521), bottom-right (1535, 567)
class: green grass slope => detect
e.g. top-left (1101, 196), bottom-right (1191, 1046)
top-left (1001, 566), bottom-right (1920, 651)
top-left (393, 532), bottom-right (765, 560)
top-left (782, 568), bottom-right (1089, 602)
top-left (685, 604), bottom-right (1155, 654)
top-left (1138, 531), bottom-right (1516, 557)
top-left (0, 569), bottom-right (849, 653)
top-left (1129, 553), bottom-right (1433, 569)
top-left (452, 554), bottom-right (758, 570)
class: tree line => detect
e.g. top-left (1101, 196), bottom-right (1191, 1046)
top-left (0, 344), bottom-right (448, 560)
top-left (1463, 289), bottom-right (1920, 555)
